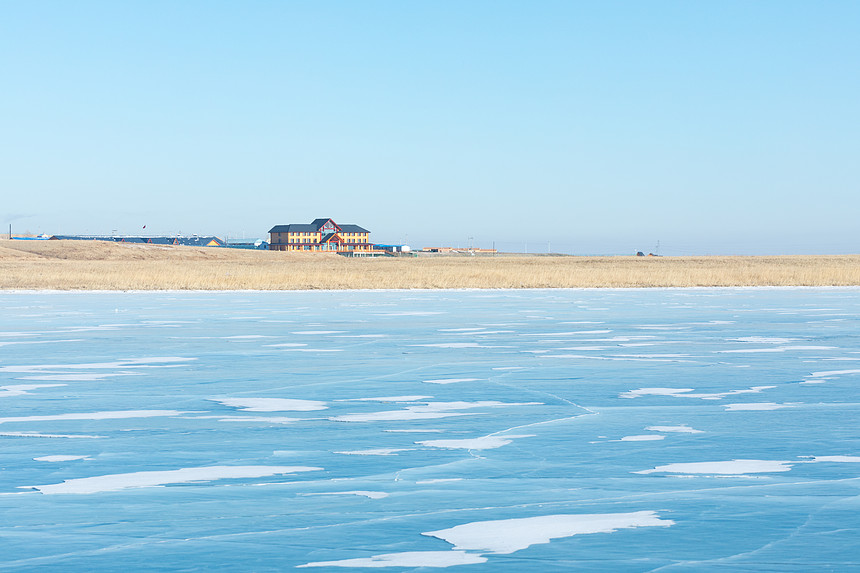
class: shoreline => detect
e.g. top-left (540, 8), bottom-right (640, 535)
top-left (2, 241), bottom-right (859, 290)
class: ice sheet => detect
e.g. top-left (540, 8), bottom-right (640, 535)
top-left (3, 288), bottom-right (860, 571)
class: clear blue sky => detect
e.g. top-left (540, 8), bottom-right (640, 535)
top-left (2, 1), bottom-right (858, 254)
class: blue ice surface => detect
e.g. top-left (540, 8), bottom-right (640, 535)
top-left (1, 288), bottom-right (859, 571)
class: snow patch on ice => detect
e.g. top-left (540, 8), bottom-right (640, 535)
top-left (304, 490), bottom-right (389, 499)
top-left (335, 448), bottom-right (410, 456)
top-left (345, 396), bottom-right (433, 402)
top-left (418, 434), bottom-right (533, 450)
top-left (0, 410), bottom-right (193, 424)
top-left (729, 336), bottom-right (797, 344)
top-left (299, 551), bottom-right (486, 568)
top-left (332, 401), bottom-right (540, 423)
top-left (423, 378), bottom-right (480, 385)
top-left (636, 459), bottom-right (793, 475)
top-left (620, 435), bottom-right (665, 441)
top-left (808, 456), bottom-right (860, 463)
top-left (422, 511), bottom-right (674, 554)
top-left (0, 432), bottom-right (104, 439)
top-left (724, 403), bottom-right (794, 411)
top-left (809, 369), bottom-right (860, 378)
top-left (290, 330), bottom-right (346, 335)
top-left (211, 398), bottom-right (327, 412)
top-left (24, 465), bottom-right (322, 494)
top-left (412, 343), bottom-right (485, 348)
top-left (646, 425), bottom-right (704, 434)
top-left (621, 386), bottom-right (775, 400)
top-left (34, 455), bottom-right (91, 462)
top-left (0, 384), bottom-right (65, 397)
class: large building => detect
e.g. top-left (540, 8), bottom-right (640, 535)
top-left (268, 218), bottom-right (373, 253)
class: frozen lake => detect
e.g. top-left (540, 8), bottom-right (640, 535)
top-left (1, 288), bottom-right (859, 571)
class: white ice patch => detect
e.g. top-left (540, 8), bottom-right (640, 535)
top-left (16, 373), bottom-right (134, 381)
top-left (334, 334), bottom-right (388, 338)
top-left (264, 343), bottom-right (307, 347)
top-left (280, 348), bottom-right (343, 352)
top-left (290, 330), bottom-right (346, 335)
top-left (211, 398), bottom-right (327, 412)
top-left (545, 354), bottom-right (693, 363)
top-left (809, 369), bottom-right (860, 378)
top-left (0, 357), bottom-right (195, 374)
top-left (646, 425), bottom-right (704, 434)
top-left (717, 348), bottom-right (789, 353)
top-left (0, 432), bottom-right (104, 439)
top-left (620, 435), bottom-right (665, 442)
top-left (412, 343), bottom-right (484, 348)
top-left (0, 410), bottom-right (192, 424)
top-left (724, 403), bottom-right (794, 411)
top-left (199, 416), bottom-right (300, 424)
top-left (635, 459), bottom-right (793, 475)
top-left (418, 434), bottom-right (533, 450)
top-left (376, 311), bottom-right (445, 316)
top-left (383, 429), bottom-right (443, 433)
top-left (344, 396), bottom-right (433, 403)
top-left (332, 401), bottom-right (541, 423)
top-left (422, 511), bottom-right (674, 554)
top-left (222, 335), bottom-right (271, 339)
top-left (0, 384), bottom-right (65, 397)
top-left (807, 456), bottom-right (860, 463)
top-left (23, 465), bottom-right (322, 494)
top-left (33, 455), bottom-right (91, 462)
top-left (729, 337), bottom-right (797, 344)
top-left (335, 448), bottom-right (410, 456)
top-left (304, 490), bottom-right (389, 499)
top-left (423, 378), bottom-right (480, 385)
top-left (522, 331), bottom-right (612, 336)
top-left (0, 339), bottom-right (83, 348)
top-left (299, 551), bottom-right (486, 568)
top-left (621, 386), bottom-right (774, 400)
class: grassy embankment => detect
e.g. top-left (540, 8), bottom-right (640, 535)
top-left (1, 241), bottom-right (858, 290)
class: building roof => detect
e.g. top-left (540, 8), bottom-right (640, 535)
top-left (268, 224), bottom-right (318, 233)
top-left (339, 224), bottom-right (369, 233)
top-left (269, 220), bottom-right (370, 234)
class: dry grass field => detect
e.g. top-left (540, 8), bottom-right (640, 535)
top-left (1, 240), bottom-right (859, 290)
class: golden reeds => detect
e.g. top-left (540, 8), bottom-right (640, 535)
top-left (1, 241), bottom-right (858, 290)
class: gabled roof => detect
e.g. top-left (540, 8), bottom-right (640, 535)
top-left (269, 224), bottom-right (319, 233)
top-left (339, 224), bottom-right (370, 233)
top-left (319, 233), bottom-right (342, 243)
top-left (311, 218), bottom-right (340, 231)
